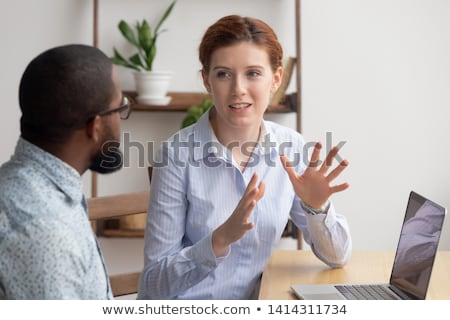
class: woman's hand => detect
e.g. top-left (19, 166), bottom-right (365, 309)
top-left (281, 142), bottom-right (349, 210)
top-left (212, 173), bottom-right (265, 257)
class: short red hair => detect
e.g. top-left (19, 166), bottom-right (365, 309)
top-left (199, 15), bottom-right (283, 73)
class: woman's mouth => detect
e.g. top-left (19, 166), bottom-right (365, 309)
top-left (229, 103), bottom-right (251, 110)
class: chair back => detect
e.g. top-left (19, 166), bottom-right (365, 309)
top-left (87, 191), bottom-right (149, 297)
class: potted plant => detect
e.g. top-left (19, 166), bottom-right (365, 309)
top-left (181, 98), bottom-right (213, 128)
top-left (112, 0), bottom-right (176, 105)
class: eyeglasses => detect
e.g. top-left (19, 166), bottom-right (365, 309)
top-left (97, 95), bottom-right (134, 120)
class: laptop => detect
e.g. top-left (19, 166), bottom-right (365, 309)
top-left (291, 191), bottom-right (447, 300)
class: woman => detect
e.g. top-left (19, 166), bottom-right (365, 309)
top-left (138, 15), bottom-right (351, 300)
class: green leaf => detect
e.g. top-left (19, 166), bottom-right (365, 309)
top-left (138, 20), bottom-right (153, 55)
top-left (181, 97), bottom-right (212, 128)
top-left (111, 48), bottom-right (127, 63)
top-left (118, 20), bottom-right (139, 48)
top-left (146, 46), bottom-right (156, 71)
top-left (113, 1), bottom-right (176, 72)
top-left (154, 0), bottom-right (176, 35)
top-left (182, 115), bottom-right (198, 128)
top-left (187, 106), bottom-right (204, 117)
top-left (129, 53), bottom-right (145, 69)
top-left (201, 98), bottom-right (213, 111)
top-left (111, 48), bottom-right (140, 71)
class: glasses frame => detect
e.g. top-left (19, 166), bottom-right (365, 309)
top-left (97, 95), bottom-right (134, 120)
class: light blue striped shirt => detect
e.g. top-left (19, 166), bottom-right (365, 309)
top-left (138, 109), bottom-right (352, 300)
top-left (0, 138), bottom-right (112, 299)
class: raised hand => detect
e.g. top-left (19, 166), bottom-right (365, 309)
top-left (281, 142), bottom-right (349, 210)
top-left (212, 173), bottom-right (265, 257)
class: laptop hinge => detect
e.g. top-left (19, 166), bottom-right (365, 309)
top-left (389, 285), bottom-right (418, 300)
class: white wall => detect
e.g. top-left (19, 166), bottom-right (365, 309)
top-left (0, 0), bottom-right (92, 164)
top-left (301, 0), bottom-right (450, 250)
top-left (0, 0), bottom-right (449, 250)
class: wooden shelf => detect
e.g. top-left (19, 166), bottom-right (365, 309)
top-left (125, 91), bottom-right (295, 113)
top-left (101, 228), bottom-right (145, 238)
top-left (125, 91), bottom-right (208, 112)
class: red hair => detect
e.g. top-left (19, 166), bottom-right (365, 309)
top-left (199, 15), bottom-right (283, 73)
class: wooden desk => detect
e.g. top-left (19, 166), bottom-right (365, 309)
top-left (259, 250), bottom-right (450, 300)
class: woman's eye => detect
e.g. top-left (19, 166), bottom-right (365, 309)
top-left (248, 70), bottom-right (261, 77)
top-left (216, 71), bottom-right (231, 79)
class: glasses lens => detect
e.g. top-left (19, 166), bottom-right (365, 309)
top-left (119, 96), bottom-right (132, 120)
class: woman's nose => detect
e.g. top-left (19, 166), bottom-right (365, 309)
top-left (231, 76), bottom-right (246, 97)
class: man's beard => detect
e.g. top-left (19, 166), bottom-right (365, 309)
top-left (89, 139), bottom-right (123, 174)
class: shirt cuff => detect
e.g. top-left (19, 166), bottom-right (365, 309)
top-left (301, 200), bottom-right (330, 215)
top-left (304, 201), bottom-right (338, 229)
top-left (188, 233), bottom-right (229, 269)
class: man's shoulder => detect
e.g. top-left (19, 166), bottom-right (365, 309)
top-left (0, 158), bottom-right (64, 232)
top-left (0, 158), bottom-right (47, 201)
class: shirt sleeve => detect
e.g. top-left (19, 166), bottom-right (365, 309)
top-left (290, 198), bottom-right (352, 268)
top-left (138, 147), bottom-right (223, 299)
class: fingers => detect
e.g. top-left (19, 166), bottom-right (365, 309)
top-left (330, 182), bottom-right (350, 194)
top-left (280, 155), bottom-right (298, 182)
top-left (319, 145), bottom-right (338, 174)
top-left (309, 142), bottom-right (322, 168)
top-left (240, 198), bottom-right (257, 224)
top-left (326, 159), bottom-right (349, 182)
top-left (239, 174), bottom-right (265, 221)
top-left (242, 181), bottom-right (265, 213)
top-left (216, 175), bottom-right (263, 252)
top-left (243, 173), bottom-right (259, 198)
top-left (243, 173), bottom-right (265, 201)
top-left (255, 181), bottom-right (265, 202)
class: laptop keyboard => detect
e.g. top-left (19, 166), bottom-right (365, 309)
top-left (335, 284), bottom-right (399, 300)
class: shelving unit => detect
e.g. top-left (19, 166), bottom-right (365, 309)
top-left (125, 91), bottom-right (295, 113)
top-left (92, 0), bottom-right (301, 121)
top-left (91, 0), bottom-right (302, 244)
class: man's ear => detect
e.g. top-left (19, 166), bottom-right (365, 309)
top-left (86, 115), bottom-right (102, 143)
top-left (201, 69), bottom-right (211, 93)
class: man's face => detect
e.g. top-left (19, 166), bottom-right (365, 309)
top-left (89, 67), bottom-right (123, 174)
top-left (89, 124), bottom-right (123, 174)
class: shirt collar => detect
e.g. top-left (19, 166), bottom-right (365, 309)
top-left (191, 108), bottom-right (280, 162)
top-left (192, 109), bottom-right (230, 162)
top-left (14, 138), bottom-right (84, 205)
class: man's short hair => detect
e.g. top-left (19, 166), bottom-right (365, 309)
top-left (19, 44), bottom-right (115, 144)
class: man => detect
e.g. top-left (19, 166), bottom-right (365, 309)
top-left (0, 44), bottom-right (132, 299)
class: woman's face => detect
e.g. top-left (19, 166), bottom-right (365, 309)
top-left (202, 42), bottom-right (282, 132)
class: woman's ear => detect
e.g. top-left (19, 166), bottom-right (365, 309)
top-left (271, 66), bottom-right (283, 93)
top-left (201, 69), bottom-right (211, 93)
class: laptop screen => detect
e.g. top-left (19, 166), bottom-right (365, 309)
top-left (390, 191), bottom-right (446, 299)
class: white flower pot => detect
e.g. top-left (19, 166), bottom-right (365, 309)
top-left (133, 70), bottom-right (173, 105)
